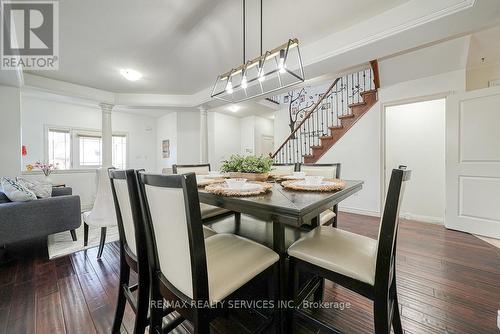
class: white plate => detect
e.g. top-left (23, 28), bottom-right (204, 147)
top-left (293, 180), bottom-right (336, 189)
top-left (224, 183), bottom-right (263, 192)
top-left (283, 175), bottom-right (305, 180)
top-left (204, 173), bottom-right (226, 179)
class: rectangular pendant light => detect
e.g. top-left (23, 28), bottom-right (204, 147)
top-left (211, 38), bottom-right (305, 103)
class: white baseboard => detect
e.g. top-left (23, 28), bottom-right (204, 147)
top-left (400, 213), bottom-right (444, 225)
top-left (339, 207), bottom-right (444, 225)
top-left (339, 206), bottom-right (380, 217)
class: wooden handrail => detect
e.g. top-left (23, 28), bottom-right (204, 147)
top-left (370, 59), bottom-right (380, 89)
top-left (271, 77), bottom-right (340, 158)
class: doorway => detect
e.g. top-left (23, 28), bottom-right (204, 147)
top-left (383, 98), bottom-right (446, 223)
top-left (260, 135), bottom-right (274, 157)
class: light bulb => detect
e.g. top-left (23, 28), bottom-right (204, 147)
top-left (278, 49), bottom-right (285, 73)
top-left (225, 80), bottom-right (233, 94)
top-left (258, 60), bottom-right (266, 82)
top-left (241, 75), bottom-right (248, 89)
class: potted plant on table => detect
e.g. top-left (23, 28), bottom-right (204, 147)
top-left (220, 155), bottom-right (273, 181)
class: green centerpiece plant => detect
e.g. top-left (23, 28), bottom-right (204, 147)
top-left (221, 155), bottom-right (273, 181)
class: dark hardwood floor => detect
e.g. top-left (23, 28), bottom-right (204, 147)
top-left (1, 212), bottom-right (499, 334)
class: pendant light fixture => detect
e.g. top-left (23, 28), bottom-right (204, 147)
top-left (211, 0), bottom-right (305, 103)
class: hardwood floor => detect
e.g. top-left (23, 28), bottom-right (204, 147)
top-left (1, 212), bottom-right (499, 333)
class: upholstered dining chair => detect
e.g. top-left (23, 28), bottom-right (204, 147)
top-left (138, 172), bottom-right (280, 334)
top-left (172, 163), bottom-right (232, 222)
top-left (108, 169), bottom-right (150, 333)
top-left (271, 163), bottom-right (298, 175)
top-left (287, 167), bottom-right (411, 334)
top-left (83, 167), bottom-right (117, 258)
top-left (298, 163), bottom-right (341, 227)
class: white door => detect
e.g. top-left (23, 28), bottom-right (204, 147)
top-left (446, 86), bottom-right (500, 238)
top-left (261, 135), bottom-right (274, 157)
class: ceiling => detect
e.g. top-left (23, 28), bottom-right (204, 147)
top-left (467, 25), bottom-right (500, 68)
top-left (26, 0), bottom-right (408, 94)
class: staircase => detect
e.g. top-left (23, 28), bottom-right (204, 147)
top-left (272, 60), bottom-right (380, 164)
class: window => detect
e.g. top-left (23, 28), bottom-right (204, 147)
top-left (48, 129), bottom-right (71, 169)
top-left (78, 135), bottom-right (102, 167)
top-left (112, 135), bottom-right (127, 169)
top-left (45, 127), bottom-right (127, 170)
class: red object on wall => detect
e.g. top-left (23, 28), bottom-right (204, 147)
top-left (22, 145), bottom-right (27, 156)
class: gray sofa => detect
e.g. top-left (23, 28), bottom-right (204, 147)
top-left (0, 187), bottom-right (81, 246)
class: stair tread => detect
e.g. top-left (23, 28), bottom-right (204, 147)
top-left (329, 125), bottom-right (343, 129)
top-left (320, 135), bottom-right (333, 140)
top-left (360, 89), bottom-right (377, 96)
top-left (338, 114), bottom-right (355, 119)
top-left (348, 101), bottom-right (366, 108)
top-left (311, 145), bottom-right (323, 149)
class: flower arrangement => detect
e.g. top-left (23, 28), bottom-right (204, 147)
top-left (221, 155), bottom-right (273, 181)
top-left (33, 161), bottom-right (58, 176)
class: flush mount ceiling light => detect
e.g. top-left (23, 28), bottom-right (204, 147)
top-left (120, 69), bottom-right (142, 81)
top-left (228, 104), bottom-right (239, 112)
top-left (211, 0), bottom-right (305, 103)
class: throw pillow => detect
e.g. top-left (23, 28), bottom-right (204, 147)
top-left (0, 190), bottom-right (12, 203)
top-left (0, 177), bottom-right (37, 202)
top-left (17, 178), bottom-right (52, 198)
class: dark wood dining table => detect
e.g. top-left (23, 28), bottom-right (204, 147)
top-left (198, 180), bottom-right (364, 332)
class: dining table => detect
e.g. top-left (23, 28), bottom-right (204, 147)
top-left (198, 179), bottom-right (364, 333)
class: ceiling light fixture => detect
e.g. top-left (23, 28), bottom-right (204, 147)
top-left (211, 0), bottom-right (305, 103)
top-left (228, 105), bottom-right (239, 112)
top-left (120, 69), bottom-right (142, 81)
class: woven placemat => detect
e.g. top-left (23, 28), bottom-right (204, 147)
top-left (281, 178), bottom-right (346, 192)
top-left (205, 181), bottom-right (272, 196)
top-left (197, 178), bottom-right (226, 187)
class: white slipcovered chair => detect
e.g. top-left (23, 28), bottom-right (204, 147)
top-left (298, 163), bottom-right (341, 226)
top-left (83, 168), bottom-right (117, 258)
top-left (172, 163), bottom-right (231, 221)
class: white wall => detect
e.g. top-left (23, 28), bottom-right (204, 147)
top-left (467, 63), bottom-right (500, 91)
top-left (156, 112), bottom-right (177, 171)
top-left (240, 116), bottom-right (256, 155)
top-left (386, 99), bottom-right (446, 222)
top-left (254, 116), bottom-right (274, 156)
top-left (240, 115), bottom-right (274, 156)
top-left (176, 111), bottom-right (201, 164)
top-left (0, 85), bottom-right (21, 177)
top-left (208, 112), bottom-right (241, 170)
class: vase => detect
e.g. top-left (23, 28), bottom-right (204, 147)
top-left (44, 175), bottom-right (53, 185)
top-left (228, 172), bottom-right (270, 182)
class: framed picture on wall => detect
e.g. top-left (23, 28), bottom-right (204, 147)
top-left (162, 139), bottom-right (170, 158)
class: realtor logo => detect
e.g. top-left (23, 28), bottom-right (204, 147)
top-left (1, 0), bottom-right (59, 70)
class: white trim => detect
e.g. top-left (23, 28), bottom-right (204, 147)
top-left (22, 169), bottom-right (98, 175)
top-left (305, 0), bottom-right (476, 67)
top-left (399, 213), bottom-right (444, 224)
top-left (339, 206), bottom-right (380, 218)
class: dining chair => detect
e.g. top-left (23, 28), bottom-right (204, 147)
top-left (83, 167), bottom-right (117, 258)
top-left (271, 163), bottom-right (298, 174)
top-left (172, 163), bottom-right (232, 222)
top-left (137, 172), bottom-right (280, 334)
top-left (108, 169), bottom-right (151, 334)
top-left (287, 167), bottom-right (411, 334)
top-left (297, 163), bottom-right (341, 227)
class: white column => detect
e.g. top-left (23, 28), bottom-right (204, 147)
top-left (199, 106), bottom-right (209, 164)
top-left (99, 103), bottom-right (113, 167)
